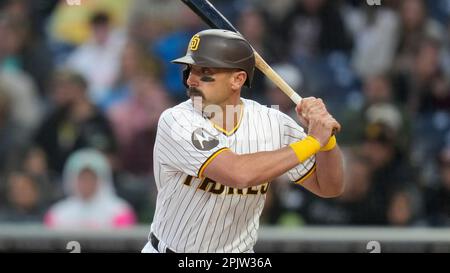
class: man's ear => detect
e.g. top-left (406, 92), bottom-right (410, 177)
top-left (230, 71), bottom-right (247, 90)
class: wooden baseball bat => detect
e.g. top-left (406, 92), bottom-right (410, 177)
top-left (253, 51), bottom-right (303, 104)
top-left (180, 0), bottom-right (302, 105)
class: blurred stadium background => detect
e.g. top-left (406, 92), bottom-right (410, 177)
top-left (0, 0), bottom-right (449, 252)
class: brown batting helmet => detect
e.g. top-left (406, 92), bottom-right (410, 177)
top-left (172, 29), bottom-right (255, 87)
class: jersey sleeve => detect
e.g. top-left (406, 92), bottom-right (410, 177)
top-left (155, 108), bottom-right (229, 178)
top-left (279, 112), bottom-right (316, 184)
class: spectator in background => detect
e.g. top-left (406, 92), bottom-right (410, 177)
top-left (127, 0), bottom-right (180, 44)
top-left (44, 149), bottom-right (136, 229)
top-left (0, 0), bottom-right (59, 37)
top-left (48, 0), bottom-right (129, 46)
top-left (394, 38), bottom-right (450, 116)
top-left (279, 0), bottom-right (352, 60)
top-left (0, 13), bottom-right (43, 136)
top-left (0, 80), bottom-right (40, 175)
top-left (336, 149), bottom-right (380, 225)
top-left (151, 6), bottom-right (203, 103)
top-left (99, 40), bottom-right (163, 112)
top-left (361, 121), bottom-right (418, 224)
top-left (347, 2), bottom-right (399, 78)
top-left (425, 0), bottom-right (450, 25)
top-left (276, 0), bottom-right (352, 99)
top-left (108, 72), bottom-right (171, 175)
top-left (0, 85), bottom-right (17, 173)
top-left (0, 171), bottom-right (47, 223)
top-left (0, 0), bottom-right (55, 97)
top-left (386, 186), bottom-right (425, 226)
top-left (33, 69), bottom-right (117, 174)
top-left (66, 10), bottom-right (126, 104)
top-left (393, 0), bottom-right (444, 77)
top-left (253, 0), bottom-right (297, 21)
top-left (340, 74), bottom-right (410, 149)
top-left (290, 148), bottom-right (381, 226)
top-left (424, 145), bottom-right (450, 226)
top-left (21, 146), bottom-right (60, 202)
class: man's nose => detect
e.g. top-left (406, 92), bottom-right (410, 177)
top-left (186, 70), bottom-right (199, 87)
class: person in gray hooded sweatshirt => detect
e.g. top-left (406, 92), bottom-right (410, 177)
top-left (44, 149), bottom-right (136, 229)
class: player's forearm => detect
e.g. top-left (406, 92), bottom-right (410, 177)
top-left (232, 146), bottom-right (300, 188)
top-left (204, 136), bottom-right (329, 189)
top-left (313, 146), bottom-right (344, 197)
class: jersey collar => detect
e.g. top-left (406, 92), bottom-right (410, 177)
top-left (210, 100), bottom-right (244, 136)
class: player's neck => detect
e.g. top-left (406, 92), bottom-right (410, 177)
top-left (210, 98), bottom-right (243, 134)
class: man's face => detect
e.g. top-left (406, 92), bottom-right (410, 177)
top-left (8, 174), bottom-right (39, 210)
top-left (76, 168), bottom-right (99, 200)
top-left (186, 65), bottom-right (237, 107)
top-left (51, 79), bottom-right (83, 108)
top-left (92, 23), bottom-right (110, 45)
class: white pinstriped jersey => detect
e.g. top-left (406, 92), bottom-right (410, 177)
top-left (148, 98), bottom-right (315, 253)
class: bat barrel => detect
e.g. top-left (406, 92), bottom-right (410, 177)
top-left (181, 0), bottom-right (238, 32)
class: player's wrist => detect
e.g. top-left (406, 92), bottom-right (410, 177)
top-left (289, 135), bottom-right (321, 163)
top-left (319, 135), bottom-right (337, 152)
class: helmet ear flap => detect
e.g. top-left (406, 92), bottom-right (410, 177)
top-left (182, 67), bottom-right (190, 88)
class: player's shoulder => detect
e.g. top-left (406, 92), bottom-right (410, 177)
top-left (159, 100), bottom-right (201, 121)
top-left (158, 100), bottom-right (206, 129)
top-left (160, 100), bottom-right (191, 115)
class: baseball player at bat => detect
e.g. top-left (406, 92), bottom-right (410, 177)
top-left (142, 29), bottom-right (344, 253)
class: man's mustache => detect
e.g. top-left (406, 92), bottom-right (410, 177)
top-left (187, 87), bottom-right (205, 99)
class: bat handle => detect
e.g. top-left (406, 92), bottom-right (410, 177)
top-left (253, 50), bottom-right (338, 135)
top-left (290, 92), bottom-right (302, 105)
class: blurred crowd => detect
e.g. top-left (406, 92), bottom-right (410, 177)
top-left (0, 0), bottom-right (449, 229)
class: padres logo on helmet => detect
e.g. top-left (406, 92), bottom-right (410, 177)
top-left (189, 34), bottom-right (200, 51)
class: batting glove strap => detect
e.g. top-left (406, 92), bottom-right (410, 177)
top-left (319, 135), bottom-right (337, 152)
top-left (289, 135), bottom-right (321, 163)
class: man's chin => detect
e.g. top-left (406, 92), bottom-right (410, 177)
top-left (190, 95), bottom-right (205, 102)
